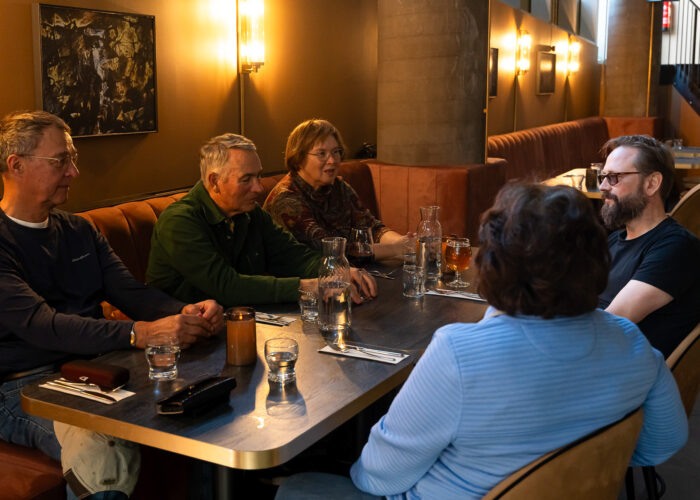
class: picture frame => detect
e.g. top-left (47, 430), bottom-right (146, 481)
top-left (32, 4), bottom-right (158, 137)
top-left (536, 51), bottom-right (556, 95)
top-left (489, 48), bottom-right (498, 98)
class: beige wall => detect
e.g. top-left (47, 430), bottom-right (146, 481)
top-left (0, 0), bottom-right (377, 212)
top-left (488, 0), bottom-right (600, 135)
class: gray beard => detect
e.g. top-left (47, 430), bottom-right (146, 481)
top-left (600, 191), bottom-right (647, 230)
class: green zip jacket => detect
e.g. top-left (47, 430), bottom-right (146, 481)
top-left (146, 181), bottom-right (322, 306)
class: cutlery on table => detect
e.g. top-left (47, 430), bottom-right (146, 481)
top-left (57, 378), bottom-right (125, 392)
top-left (433, 288), bottom-right (486, 301)
top-left (47, 380), bottom-right (118, 403)
top-left (330, 343), bottom-right (400, 361)
top-left (367, 269), bottom-right (397, 280)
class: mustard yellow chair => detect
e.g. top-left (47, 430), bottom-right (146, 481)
top-left (628, 320), bottom-right (700, 500)
top-left (482, 408), bottom-right (644, 500)
top-left (670, 183), bottom-right (700, 238)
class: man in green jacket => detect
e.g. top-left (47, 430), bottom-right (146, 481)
top-left (147, 133), bottom-right (376, 307)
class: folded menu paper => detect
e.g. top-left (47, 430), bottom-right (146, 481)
top-left (255, 312), bottom-right (296, 326)
top-left (40, 381), bottom-right (134, 405)
top-left (318, 345), bottom-right (409, 364)
top-left (425, 289), bottom-right (487, 302)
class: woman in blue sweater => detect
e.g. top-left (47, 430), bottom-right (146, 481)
top-left (277, 184), bottom-right (688, 500)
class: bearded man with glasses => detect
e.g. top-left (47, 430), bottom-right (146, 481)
top-left (597, 135), bottom-right (700, 358)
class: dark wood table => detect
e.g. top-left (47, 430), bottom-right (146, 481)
top-left (21, 265), bottom-right (486, 492)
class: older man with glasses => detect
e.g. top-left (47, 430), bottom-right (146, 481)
top-left (0, 110), bottom-right (224, 499)
top-left (597, 135), bottom-right (700, 358)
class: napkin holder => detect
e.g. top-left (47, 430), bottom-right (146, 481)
top-left (61, 360), bottom-right (129, 390)
top-left (157, 376), bottom-right (236, 415)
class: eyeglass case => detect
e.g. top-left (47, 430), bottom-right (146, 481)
top-left (157, 376), bottom-right (237, 415)
top-left (61, 360), bottom-right (130, 390)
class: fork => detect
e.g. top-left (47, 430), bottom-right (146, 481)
top-left (367, 269), bottom-right (398, 280)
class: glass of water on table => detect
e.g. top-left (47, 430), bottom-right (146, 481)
top-left (265, 338), bottom-right (299, 385)
top-left (145, 333), bottom-right (181, 380)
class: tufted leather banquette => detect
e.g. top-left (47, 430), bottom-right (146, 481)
top-left (487, 116), bottom-right (663, 182)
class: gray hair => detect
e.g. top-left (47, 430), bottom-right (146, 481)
top-left (0, 110), bottom-right (71, 173)
top-left (199, 133), bottom-right (256, 188)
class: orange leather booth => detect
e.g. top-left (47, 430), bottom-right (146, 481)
top-left (487, 116), bottom-right (663, 182)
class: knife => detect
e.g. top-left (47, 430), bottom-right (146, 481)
top-left (433, 288), bottom-right (486, 302)
top-left (47, 380), bottom-right (118, 403)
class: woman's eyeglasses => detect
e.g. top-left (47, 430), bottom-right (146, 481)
top-left (597, 171), bottom-right (641, 186)
top-left (307, 148), bottom-right (344, 162)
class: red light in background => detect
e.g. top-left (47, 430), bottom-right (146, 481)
top-left (662, 2), bottom-right (671, 32)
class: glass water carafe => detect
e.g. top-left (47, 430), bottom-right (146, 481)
top-left (417, 205), bottom-right (442, 283)
top-left (318, 237), bottom-right (352, 335)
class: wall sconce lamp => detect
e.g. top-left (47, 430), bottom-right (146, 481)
top-left (567, 39), bottom-right (581, 74)
top-left (516, 30), bottom-right (531, 76)
top-left (238, 0), bottom-right (264, 73)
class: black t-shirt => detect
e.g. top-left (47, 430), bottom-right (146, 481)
top-left (599, 217), bottom-right (700, 358)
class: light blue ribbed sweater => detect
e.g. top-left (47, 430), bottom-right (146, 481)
top-left (350, 308), bottom-right (688, 499)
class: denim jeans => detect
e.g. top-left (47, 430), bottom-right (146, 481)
top-left (1, 371), bottom-right (132, 500)
top-left (0, 369), bottom-right (61, 460)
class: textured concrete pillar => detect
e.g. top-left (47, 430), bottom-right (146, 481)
top-left (377, 0), bottom-right (489, 164)
top-left (603, 0), bottom-right (661, 116)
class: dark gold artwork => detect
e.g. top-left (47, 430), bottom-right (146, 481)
top-left (34, 4), bottom-right (157, 137)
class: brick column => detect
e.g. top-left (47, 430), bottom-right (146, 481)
top-left (377, 0), bottom-right (489, 164)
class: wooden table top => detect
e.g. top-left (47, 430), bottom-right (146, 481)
top-left (22, 266), bottom-right (487, 470)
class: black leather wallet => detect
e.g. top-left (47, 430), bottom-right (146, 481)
top-left (157, 376), bottom-right (236, 415)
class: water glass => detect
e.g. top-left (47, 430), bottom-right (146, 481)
top-left (402, 264), bottom-right (425, 298)
top-left (586, 163), bottom-right (602, 190)
top-left (265, 337), bottom-right (299, 385)
top-left (298, 289), bottom-right (318, 322)
top-left (570, 174), bottom-right (585, 190)
top-left (224, 307), bottom-right (257, 366)
top-left (403, 235), bottom-right (417, 265)
top-left (145, 334), bottom-right (180, 381)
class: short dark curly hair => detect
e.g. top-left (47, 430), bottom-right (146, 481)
top-left (476, 183), bottom-right (609, 318)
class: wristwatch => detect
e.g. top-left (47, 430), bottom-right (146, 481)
top-left (129, 324), bottom-right (136, 347)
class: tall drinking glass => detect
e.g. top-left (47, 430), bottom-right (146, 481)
top-left (444, 237), bottom-right (472, 288)
top-left (347, 227), bottom-right (374, 268)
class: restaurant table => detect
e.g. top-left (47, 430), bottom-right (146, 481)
top-left (542, 167), bottom-right (601, 199)
top-left (21, 265), bottom-right (487, 497)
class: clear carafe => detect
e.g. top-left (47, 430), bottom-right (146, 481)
top-left (417, 205), bottom-right (442, 283)
top-left (318, 237), bottom-right (352, 335)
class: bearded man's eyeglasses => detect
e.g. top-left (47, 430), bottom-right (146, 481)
top-left (597, 171), bottom-right (641, 186)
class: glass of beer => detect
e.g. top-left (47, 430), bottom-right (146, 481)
top-left (347, 227), bottom-right (374, 268)
top-left (444, 237), bottom-right (472, 288)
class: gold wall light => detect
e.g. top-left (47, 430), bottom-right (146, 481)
top-left (516, 30), bottom-right (531, 76)
top-left (567, 39), bottom-right (581, 74)
top-left (238, 0), bottom-right (264, 73)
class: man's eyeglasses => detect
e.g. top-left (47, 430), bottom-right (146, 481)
top-left (307, 148), bottom-right (344, 162)
top-left (597, 171), bottom-right (641, 186)
top-left (19, 152), bottom-right (78, 171)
